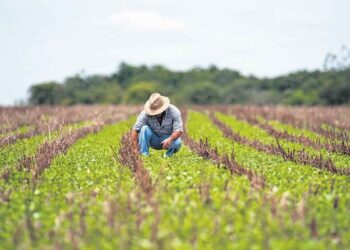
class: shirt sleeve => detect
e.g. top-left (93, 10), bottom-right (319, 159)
top-left (172, 107), bottom-right (183, 133)
top-left (133, 111), bottom-right (147, 131)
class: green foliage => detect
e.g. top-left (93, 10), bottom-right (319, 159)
top-left (283, 89), bottom-right (315, 105)
top-left (123, 81), bottom-right (161, 104)
top-left (0, 125), bottom-right (32, 139)
top-left (215, 112), bottom-right (350, 168)
top-left (28, 62), bottom-right (350, 106)
top-left (184, 82), bottom-right (221, 104)
top-left (319, 74), bottom-right (350, 105)
top-left (1, 110), bottom-right (350, 249)
top-left (0, 118), bottom-right (136, 249)
top-left (187, 111), bottom-right (350, 246)
top-left (29, 82), bottom-right (63, 105)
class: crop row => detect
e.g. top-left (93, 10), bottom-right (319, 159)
top-left (186, 111), bottom-right (350, 247)
top-left (0, 107), bottom-right (349, 249)
top-left (0, 106), bottom-right (137, 192)
top-left (0, 105), bottom-right (139, 147)
top-left (225, 107), bottom-right (350, 156)
top-left (0, 117), bottom-right (136, 249)
top-left (0, 107), bottom-right (137, 248)
top-left (213, 112), bottom-right (350, 169)
top-left (224, 105), bottom-right (350, 140)
top-left (0, 112), bottom-right (315, 249)
top-left (257, 121), bottom-right (350, 156)
top-left (0, 121), bottom-right (92, 196)
top-left (127, 135), bottom-right (310, 248)
top-left (211, 113), bottom-right (350, 175)
top-left (102, 109), bottom-right (350, 249)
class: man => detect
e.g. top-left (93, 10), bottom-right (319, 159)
top-left (131, 93), bottom-right (183, 157)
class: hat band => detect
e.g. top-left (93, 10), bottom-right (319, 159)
top-left (150, 99), bottom-right (164, 110)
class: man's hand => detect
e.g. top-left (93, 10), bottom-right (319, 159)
top-left (161, 137), bottom-right (173, 149)
top-left (131, 129), bottom-right (139, 155)
top-left (133, 147), bottom-right (139, 155)
top-left (162, 131), bottom-right (182, 149)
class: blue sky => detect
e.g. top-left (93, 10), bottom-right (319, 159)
top-left (0, 0), bottom-right (349, 105)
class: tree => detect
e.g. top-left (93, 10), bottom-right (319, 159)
top-left (319, 75), bottom-right (350, 105)
top-left (111, 62), bottom-right (136, 88)
top-left (185, 82), bottom-right (221, 104)
top-left (27, 56), bottom-right (350, 106)
top-left (124, 82), bottom-right (161, 104)
top-left (29, 82), bottom-right (63, 105)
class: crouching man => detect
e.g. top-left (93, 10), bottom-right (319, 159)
top-left (131, 93), bottom-right (183, 157)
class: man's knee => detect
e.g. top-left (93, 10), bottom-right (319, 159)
top-left (139, 125), bottom-right (152, 136)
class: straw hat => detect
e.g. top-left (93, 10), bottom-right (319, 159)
top-left (144, 93), bottom-right (170, 116)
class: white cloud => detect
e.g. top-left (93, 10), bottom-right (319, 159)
top-left (272, 6), bottom-right (329, 29)
top-left (101, 10), bottom-right (188, 32)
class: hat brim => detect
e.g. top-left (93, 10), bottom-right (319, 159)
top-left (144, 97), bottom-right (170, 116)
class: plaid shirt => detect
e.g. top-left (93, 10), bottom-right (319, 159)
top-left (133, 104), bottom-right (183, 137)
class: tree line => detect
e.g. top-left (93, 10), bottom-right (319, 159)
top-left (29, 60), bottom-right (350, 106)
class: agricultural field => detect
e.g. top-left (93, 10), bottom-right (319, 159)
top-left (0, 105), bottom-right (349, 249)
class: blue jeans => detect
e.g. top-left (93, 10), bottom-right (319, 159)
top-left (138, 125), bottom-right (182, 156)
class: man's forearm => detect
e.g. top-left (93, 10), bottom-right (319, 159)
top-left (131, 130), bottom-right (139, 153)
top-left (170, 131), bottom-right (182, 141)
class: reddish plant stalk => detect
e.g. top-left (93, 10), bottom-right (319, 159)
top-left (115, 132), bottom-right (160, 243)
top-left (210, 113), bottom-right (350, 176)
top-left (182, 109), bottom-right (264, 189)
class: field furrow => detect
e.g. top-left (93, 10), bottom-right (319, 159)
top-left (223, 107), bottom-right (350, 156)
top-left (1, 105), bottom-right (349, 249)
top-left (0, 125), bottom-right (32, 139)
top-left (0, 106), bottom-right (139, 147)
top-left (228, 105), bottom-right (350, 141)
top-left (139, 145), bottom-right (303, 249)
top-left (214, 112), bottom-right (350, 170)
top-left (187, 110), bottom-right (350, 247)
top-left (0, 121), bottom-right (96, 195)
top-left (0, 118), bottom-right (135, 249)
top-left (257, 119), bottom-right (350, 156)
